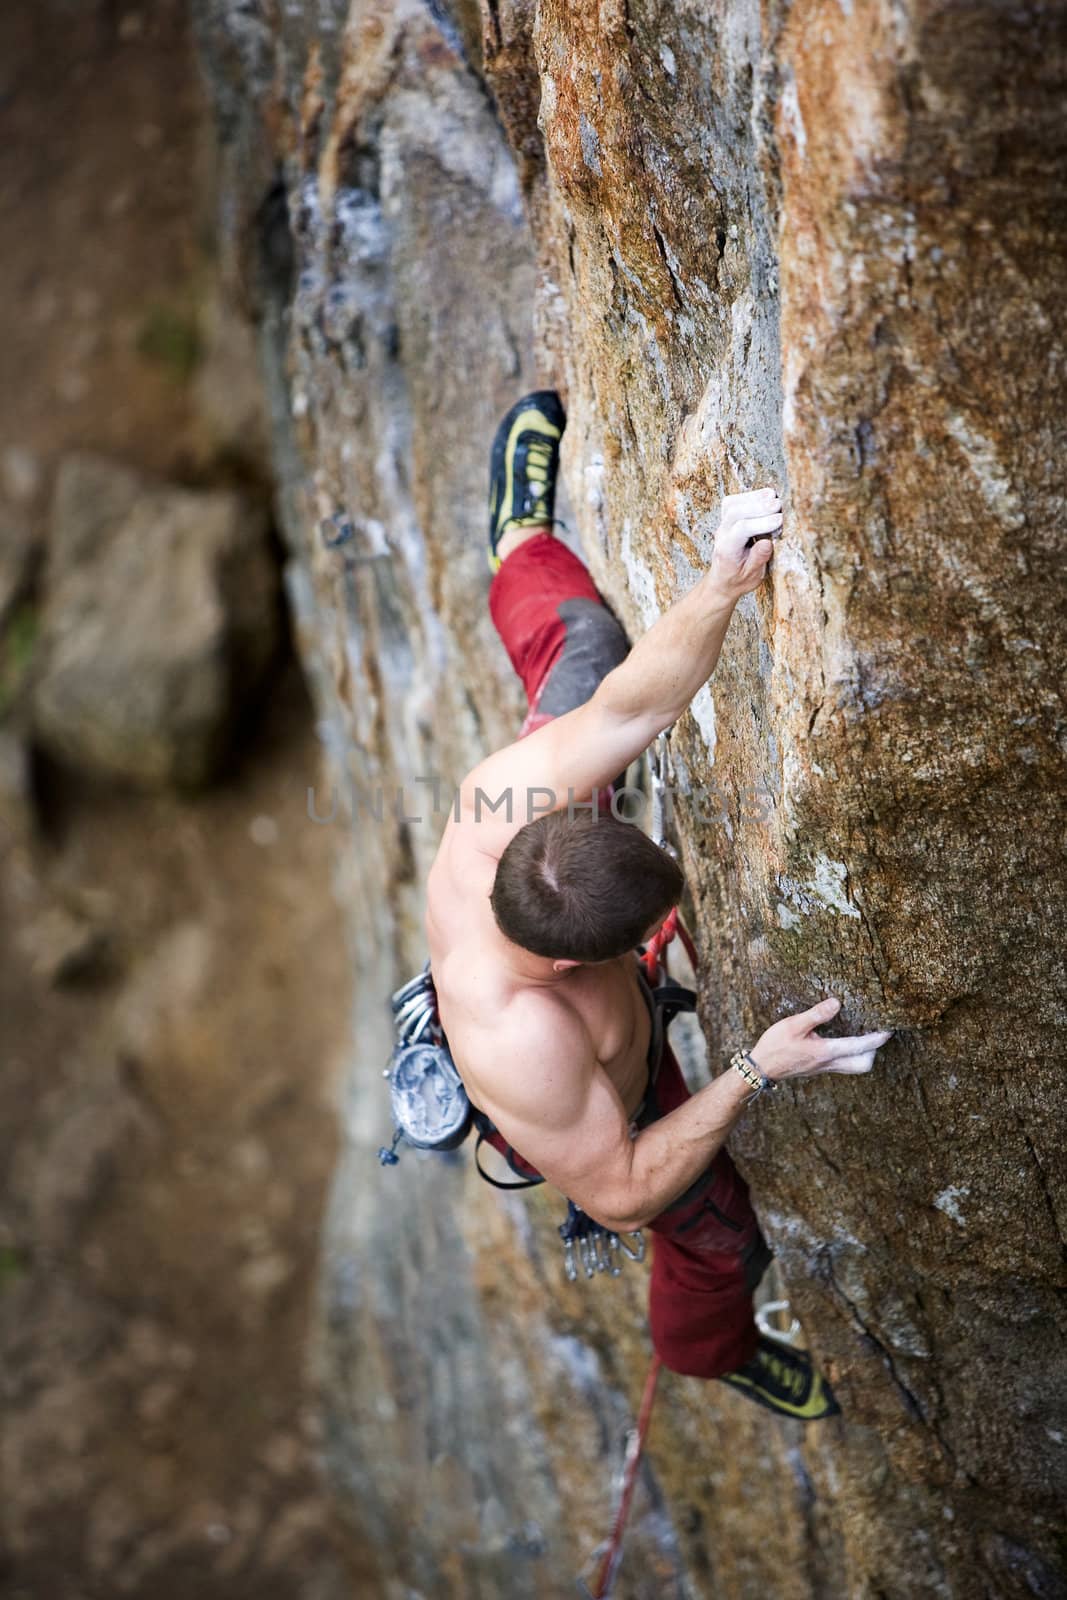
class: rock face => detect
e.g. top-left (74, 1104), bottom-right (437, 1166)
top-left (195, 1), bottom-right (1067, 1596)
top-left (33, 455), bottom-right (278, 787)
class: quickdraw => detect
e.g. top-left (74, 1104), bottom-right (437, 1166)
top-left (559, 1200), bottom-right (646, 1283)
top-left (648, 726), bottom-right (677, 855)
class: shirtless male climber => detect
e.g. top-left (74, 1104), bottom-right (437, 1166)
top-left (425, 391), bottom-right (893, 1420)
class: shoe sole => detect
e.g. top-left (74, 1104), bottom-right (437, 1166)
top-left (719, 1368), bottom-right (841, 1421)
top-left (488, 391), bottom-right (565, 570)
top-left (719, 1330), bottom-right (842, 1421)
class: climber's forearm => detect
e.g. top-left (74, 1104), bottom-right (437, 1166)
top-left (605, 1066), bottom-right (756, 1232)
top-left (593, 571), bottom-right (737, 735)
top-left (593, 486), bottom-right (781, 737)
top-left (458, 497), bottom-right (776, 843)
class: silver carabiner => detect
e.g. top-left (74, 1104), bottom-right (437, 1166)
top-left (390, 966), bottom-right (432, 1011)
top-left (617, 1230), bottom-right (645, 1264)
top-left (648, 729), bottom-right (677, 854)
top-left (395, 992), bottom-right (435, 1032)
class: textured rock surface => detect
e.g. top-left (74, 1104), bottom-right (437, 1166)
top-left (33, 455), bottom-right (278, 787)
top-left (195, 0), bottom-right (1067, 1594)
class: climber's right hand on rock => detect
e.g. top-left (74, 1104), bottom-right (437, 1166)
top-left (749, 997), bottom-right (893, 1082)
top-left (710, 486), bottom-right (782, 598)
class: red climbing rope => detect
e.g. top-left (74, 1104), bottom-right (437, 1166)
top-left (641, 904), bottom-right (699, 982)
top-left (641, 905), bottom-right (678, 980)
top-left (584, 1353), bottom-right (664, 1599)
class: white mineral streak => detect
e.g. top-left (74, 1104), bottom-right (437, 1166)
top-left (778, 855), bottom-right (860, 920)
top-left (620, 518), bottom-right (661, 630)
top-left (780, 73), bottom-right (808, 156)
top-left (944, 412), bottom-right (1026, 527)
top-left (933, 1186), bottom-right (971, 1226)
top-left (688, 683), bottom-right (717, 762)
top-left (810, 853), bottom-right (861, 918)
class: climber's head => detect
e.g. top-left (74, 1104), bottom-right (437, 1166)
top-left (489, 809), bottom-right (684, 967)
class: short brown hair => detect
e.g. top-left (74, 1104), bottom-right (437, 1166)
top-left (490, 810), bottom-right (685, 963)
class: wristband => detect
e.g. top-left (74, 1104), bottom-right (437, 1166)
top-left (730, 1048), bottom-right (776, 1100)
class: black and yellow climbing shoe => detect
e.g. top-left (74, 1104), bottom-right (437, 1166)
top-left (487, 390), bottom-right (566, 573)
top-left (719, 1333), bottom-right (841, 1422)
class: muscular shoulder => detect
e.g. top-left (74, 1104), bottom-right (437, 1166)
top-left (456, 985), bottom-right (593, 1128)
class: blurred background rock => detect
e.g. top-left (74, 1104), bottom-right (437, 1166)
top-left (0, 4), bottom-right (358, 1595)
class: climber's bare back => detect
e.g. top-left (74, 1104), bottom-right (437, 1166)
top-left (425, 808), bottom-right (652, 1134)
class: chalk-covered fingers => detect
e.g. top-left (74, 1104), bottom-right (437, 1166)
top-left (749, 998), bottom-right (893, 1084)
top-left (718, 487), bottom-right (782, 548)
top-left (721, 486), bottom-right (781, 526)
top-left (814, 1030), bottom-right (894, 1076)
top-left (821, 1051), bottom-right (878, 1076)
top-left (711, 485), bottom-right (783, 598)
top-left (723, 513), bottom-right (782, 549)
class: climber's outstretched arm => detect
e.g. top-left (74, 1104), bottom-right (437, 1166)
top-left (455, 487), bottom-right (782, 858)
top-left (593, 486), bottom-right (781, 739)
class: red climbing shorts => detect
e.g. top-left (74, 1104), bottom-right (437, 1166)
top-left (488, 532), bottom-right (629, 738)
top-left (485, 533), bottom-right (763, 1381)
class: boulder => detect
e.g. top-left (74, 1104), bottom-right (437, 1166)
top-left (33, 455), bottom-right (278, 787)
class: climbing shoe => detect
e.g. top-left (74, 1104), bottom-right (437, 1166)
top-left (487, 390), bottom-right (566, 573)
top-left (718, 1332), bottom-right (841, 1422)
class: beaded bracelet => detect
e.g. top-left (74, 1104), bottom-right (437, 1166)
top-left (730, 1049), bottom-right (776, 1100)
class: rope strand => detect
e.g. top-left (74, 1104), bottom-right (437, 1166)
top-left (585, 1354), bottom-right (663, 1599)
